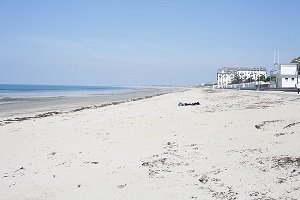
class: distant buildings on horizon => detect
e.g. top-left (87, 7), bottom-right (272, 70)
top-left (216, 61), bottom-right (299, 89)
top-left (217, 67), bottom-right (267, 88)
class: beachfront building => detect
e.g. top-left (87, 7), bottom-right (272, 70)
top-left (276, 64), bottom-right (299, 88)
top-left (217, 67), bottom-right (267, 88)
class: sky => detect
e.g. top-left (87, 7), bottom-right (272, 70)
top-left (0, 0), bottom-right (299, 86)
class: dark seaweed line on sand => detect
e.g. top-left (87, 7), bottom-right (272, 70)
top-left (283, 122), bottom-right (300, 129)
top-left (0, 90), bottom-right (184, 126)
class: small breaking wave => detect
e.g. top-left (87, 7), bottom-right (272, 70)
top-left (0, 97), bottom-right (27, 103)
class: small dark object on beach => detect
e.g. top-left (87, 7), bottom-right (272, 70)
top-left (178, 102), bottom-right (200, 106)
top-left (198, 175), bottom-right (209, 184)
top-left (49, 152), bottom-right (57, 156)
top-left (283, 121), bottom-right (300, 129)
top-left (77, 184), bottom-right (81, 188)
top-left (273, 156), bottom-right (300, 168)
top-left (255, 120), bottom-right (282, 130)
top-left (14, 167), bottom-right (25, 173)
top-left (255, 125), bottom-right (261, 129)
top-left (117, 183), bottom-right (127, 188)
top-left (142, 162), bottom-right (150, 167)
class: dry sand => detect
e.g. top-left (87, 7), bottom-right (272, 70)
top-left (0, 88), bottom-right (300, 199)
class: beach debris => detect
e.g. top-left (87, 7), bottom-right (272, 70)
top-left (117, 183), bottom-right (127, 189)
top-left (272, 156), bottom-right (300, 168)
top-left (77, 184), bottom-right (81, 188)
top-left (37, 111), bottom-right (61, 117)
top-left (83, 161), bottom-right (99, 164)
top-left (0, 111), bottom-right (63, 126)
top-left (198, 175), bottom-right (209, 184)
top-left (141, 142), bottom-right (201, 178)
top-left (199, 183), bottom-right (238, 199)
top-left (227, 148), bottom-right (262, 157)
top-left (14, 167), bottom-right (25, 173)
top-left (141, 162), bottom-right (150, 167)
top-left (8, 183), bottom-right (16, 188)
top-left (165, 141), bottom-right (178, 149)
top-left (249, 191), bottom-right (260, 197)
top-left (0, 92), bottom-right (172, 126)
top-left (274, 132), bottom-right (294, 137)
top-left (48, 152), bottom-right (57, 156)
top-left (2, 167), bottom-right (26, 179)
top-left (254, 125), bottom-right (261, 129)
top-left (277, 177), bottom-right (287, 184)
top-left (249, 191), bottom-right (274, 199)
top-left (54, 161), bottom-right (69, 167)
top-left (283, 121), bottom-right (300, 129)
top-left (254, 120), bottom-right (283, 130)
top-left (178, 102), bottom-right (200, 106)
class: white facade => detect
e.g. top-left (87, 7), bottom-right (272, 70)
top-left (217, 67), bottom-right (267, 88)
top-left (217, 69), bottom-right (234, 87)
top-left (277, 64), bottom-right (299, 88)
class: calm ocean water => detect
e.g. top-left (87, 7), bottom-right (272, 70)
top-left (0, 84), bottom-right (134, 99)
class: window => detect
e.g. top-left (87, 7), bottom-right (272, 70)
top-left (285, 78), bottom-right (288, 82)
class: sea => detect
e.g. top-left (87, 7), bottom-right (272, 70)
top-left (0, 84), bottom-right (136, 100)
top-left (0, 84), bottom-right (173, 119)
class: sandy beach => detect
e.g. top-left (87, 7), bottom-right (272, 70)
top-left (0, 88), bottom-right (300, 199)
top-left (0, 86), bottom-right (179, 120)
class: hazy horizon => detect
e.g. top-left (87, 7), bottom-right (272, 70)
top-left (1, 0), bottom-right (299, 86)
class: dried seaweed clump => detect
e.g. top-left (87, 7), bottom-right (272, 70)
top-left (272, 156), bottom-right (300, 168)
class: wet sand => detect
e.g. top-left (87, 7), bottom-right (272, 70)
top-left (0, 87), bottom-right (180, 120)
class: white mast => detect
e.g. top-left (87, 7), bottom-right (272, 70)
top-left (278, 50), bottom-right (280, 65)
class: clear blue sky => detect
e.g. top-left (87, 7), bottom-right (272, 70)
top-left (0, 0), bottom-right (299, 86)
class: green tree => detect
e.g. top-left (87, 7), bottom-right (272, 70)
top-left (291, 57), bottom-right (300, 75)
top-left (258, 75), bottom-right (266, 82)
top-left (231, 74), bottom-right (241, 84)
top-left (245, 77), bottom-right (254, 83)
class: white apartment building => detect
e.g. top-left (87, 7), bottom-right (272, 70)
top-left (276, 64), bottom-right (299, 88)
top-left (217, 67), bottom-right (267, 87)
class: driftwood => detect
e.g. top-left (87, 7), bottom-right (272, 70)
top-left (178, 102), bottom-right (200, 106)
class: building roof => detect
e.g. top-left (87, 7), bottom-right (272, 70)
top-left (279, 63), bottom-right (297, 66)
top-left (217, 67), bottom-right (267, 73)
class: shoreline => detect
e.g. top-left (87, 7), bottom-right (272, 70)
top-left (0, 87), bottom-right (187, 126)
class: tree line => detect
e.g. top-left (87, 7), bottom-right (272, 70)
top-left (230, 75), bottom-right (275, 84)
